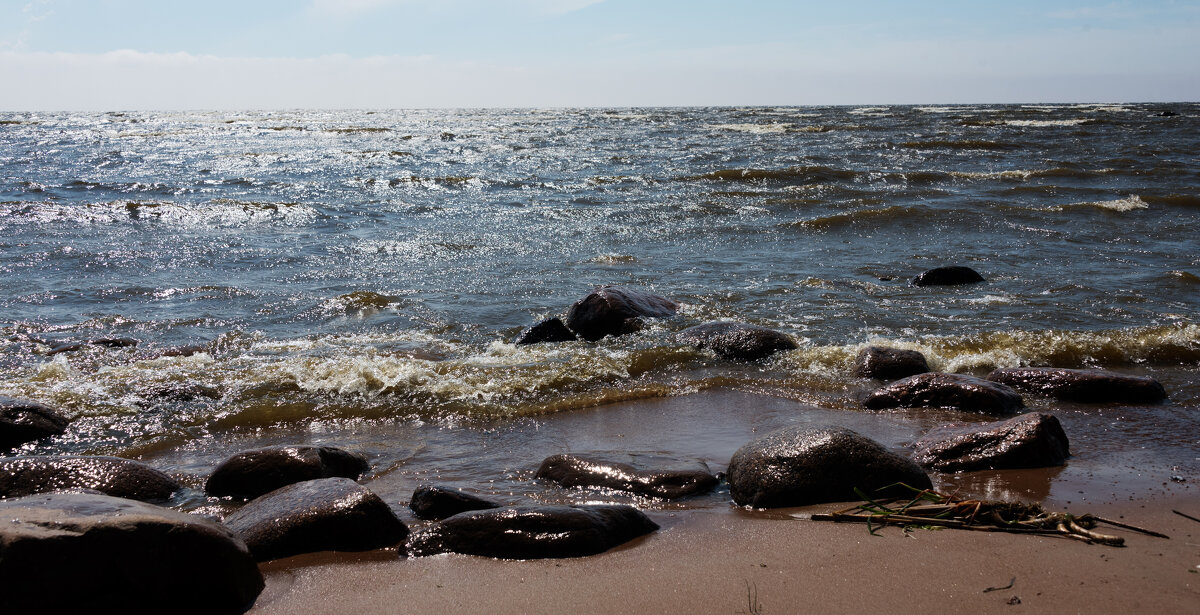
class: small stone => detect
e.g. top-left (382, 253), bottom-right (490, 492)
top-left (0, 455), bottom-right (181, 502)
top-left (986, 367), bottom-right (1167, 403)
top-left (677, 322), bottom-right (798, 361)
top-left (912, 266), bottom-right (985, 287)
top-left (864, 372), bottom-right (1024, 415)
top-left (409, 504), bottom-right (659, 559)
top-left (0, 396), bottom-right (70, 451)
top-left (536, 454), bottom-right (718, 499)
top-left (852, 346), bottom-right (931, 380)
top-left (224, 477), bottom-right (408, 562)
top-left (410, 485), bottom-right (502, 520)
top-left (514, 317), bottom-right (578, 345)
top-left (206, 445), bottom-right (369, 500)
top-left (564, 286), bottom-right (677, 341)
top-left (913, 412), bottom-right (1070, 472)
top-left (726, 426), bottom-right (932, 508)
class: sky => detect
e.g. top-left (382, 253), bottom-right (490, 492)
top-left (1, 0), bottom-right (1198, 110)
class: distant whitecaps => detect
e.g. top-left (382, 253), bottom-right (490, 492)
top-left (1004, 119), bottom-right (1091, 127)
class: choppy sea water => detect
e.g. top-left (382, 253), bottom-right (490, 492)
top-left (2, 104), bottom-right (1197, 514)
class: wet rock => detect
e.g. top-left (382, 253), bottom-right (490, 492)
top-left (410, 504), bottom-right (658, 559)
top-left (514, 317), bottom-right (578, 345)
top-left (46, 337), bottom-right (138, 355)
top-left (676, 322), bottom-right (798, 361)
top-left (140, 382), bottom-right (222, 403)
top-left (410, 485), bottom-right (502, 520)
top-left (913, 412), bottom-right (1070, 472)
top-left (864, 372), bottom-right (1024, 415)
top-left (0, 493), bottom-right (263, 615)
top-left (726, 426), bottom-right (932, 508)
top-left (852, 346), bottom-right (931, 380)
top-left (0, 456), bottom-right (181, 502)
top-left (537, 454), bottom-right (718, 499)
top-left (0, 396), bottom-right (70, 451)
top-left (205, 445), bottom-right (370, 500)
top-left (224, 477), bottom-right (408, 562)
top-left (564, 285), bottom-right (677, 342)
top-left (911, 266), bottom-right (985, 287)
top-left (986, 367), bottom-right (1167, 403)
top-left (1153, 110), bottom-right (1178, 117)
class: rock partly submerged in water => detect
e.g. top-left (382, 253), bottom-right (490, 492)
top-left (864, 372), bottom-right (1024, 415)
top-left (224, 477), bottom-right (408, 562)
top-left (409, 504), bottom-right (659, 559)
top-left (206, 445), bottom-right (370, 500)
top-left (0, 396), bottom-right (70, 451)
top-left (676, 321), bottom-right (798, 361)
top-left (913, 412), bottom-right (1071, 472)
top-left (564, 285), bottom-right (677, 342)
top-left (852, 346), bottom-right (931, 380)
top-left (536, 454), bottom-right (718, 500)
top-left (911, 266), bottom-right (985, 287)
top-left (986, 367), bottom-right (1167, 404)
top-left (0, 455), bottom-right (181, 502)
top-left (410, 485), bottom-right (502, 520)
top-left (513, 317), bottom-right (578, 345)
top-left (0, 493), bottom-right (263, 615)
top-left (726, 426), bottom-right (932, 508)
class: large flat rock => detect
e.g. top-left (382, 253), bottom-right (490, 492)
top-left (0, 493), bottom-right (263, 614)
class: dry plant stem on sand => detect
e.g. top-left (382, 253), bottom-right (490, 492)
top-left (809, 484), bottom-right (1169, 546)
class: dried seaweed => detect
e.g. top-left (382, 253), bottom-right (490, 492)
top-left (811, 483), bottom-right (1168, 546)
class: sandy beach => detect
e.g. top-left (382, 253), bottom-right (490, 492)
top-left (251, 493), bottom-right (1199, 614)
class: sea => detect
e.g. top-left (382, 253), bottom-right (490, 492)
top-left (1, 104), bottom-right (1197, 517)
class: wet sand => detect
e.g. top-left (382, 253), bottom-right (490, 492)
top-left (251, 495), bottom-right (1200, 614)
top-left (239, 388), bottom-right (1200, 614)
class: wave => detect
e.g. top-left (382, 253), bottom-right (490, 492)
top-left (680, 166), bottom-right (859, 184)
top-left (1054, 195), bottom-right (1149, 213)
top-left (0, 199), bottom-right (319, 226)
top-left (1004, 119), bottom-right (1094, 127)
top-left (1142, 194), bottom-right (1200, 209)
top-left (899, 140), bottom-right (1021, 151)
top-left (783, 205), bottom-right (923, 230)
top-left (3, 322), bottom-right (1195, 455)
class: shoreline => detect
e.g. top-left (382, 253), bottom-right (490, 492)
top-left (251, 493), bottom-right (1200, 614)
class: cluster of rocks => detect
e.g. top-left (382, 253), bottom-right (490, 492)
top-left (514, 284), bottom-right (799, 362)
top-left (0, 442), bottom-right (667, 612)
top-left (852, 344), bottom-right (1168, 474)
top-left (1, 270), bottom-right (1176, 612)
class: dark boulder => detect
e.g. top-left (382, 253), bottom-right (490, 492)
top-left (913, 412), bottom-right (1070, 472)
top-left (410, 485), bottom-right (501, 520)
top-left (986, 367), bottom-right (1167, 403)
top-left (536, 454), bottom-right (718, 499)
top-left (514, 317), bottom-right (578, 345)
top-left (852, 346), bottom-right (931, 380)
top-left (410, 504), bottom-right (658, 559)
top-left (0, 396), bottom-right (70, 451)
top-left (564, 285), bottom-right (677, 341)
top-left (0, 493), bottom-right (263, 614)
top-left (1153, 110), bottom-right (1178, 117)
top-left (0, 456), bottom-right (181, 502)
top-left (224, 477), bottom-right (408, 562)
top-left (206, 445), bottom-right (370, 500)
top-left (677, 322), bottom-right (798, 361)
top-left (726, 426), bottom-right (932, 508)
top-left (864, 372), bottom-right (1024, 415)
top-left (911, 266), bottom-right (985, 287)
top-left (140, 382), bottom-right (222, 403)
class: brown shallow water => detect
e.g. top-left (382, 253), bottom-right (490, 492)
top-left (142, 380), bottom-right (1198, 523)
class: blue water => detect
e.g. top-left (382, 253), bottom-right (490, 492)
top-left (1, 105), bottom-right (1197, 512)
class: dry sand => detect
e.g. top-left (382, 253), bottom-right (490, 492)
top-left (251, 495), bottom-right (1199, 614)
